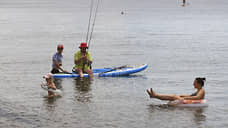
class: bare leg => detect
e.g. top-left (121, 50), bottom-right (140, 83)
top-left (77, 68), bottom-right (84, 77)
top-left (85, 69), bottom-right (93, 78)
top-left (147, 88), bottom-right (182, 101)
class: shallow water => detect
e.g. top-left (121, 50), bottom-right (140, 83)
top-left (1, 0), bottom-right (228, 127)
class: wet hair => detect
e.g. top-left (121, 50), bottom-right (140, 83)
top-left (195, 77), bottom-right (206, 87)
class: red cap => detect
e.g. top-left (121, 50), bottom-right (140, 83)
top-left (57, 44), bottom-right (64, 49)
top-left (79, 42), bottom-right (88, 48)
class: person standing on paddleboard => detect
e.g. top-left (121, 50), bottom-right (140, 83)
top-left (73, 42), bottom-right (93, 78)
top-left (51, 44), bottom-right (68, 74)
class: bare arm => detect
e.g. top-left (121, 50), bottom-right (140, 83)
top-left (86, 56), bottom-right (92, 64)
top-left (54, 60), bottom-right (69, 73)
top-left (50, 83), bottom-right (56, 90)
top-left (183, 90), bottom-right (205, 100)
top-left (179, 95), bottom-right (191, 98)
top-left (54, 60), bottom-right (64, 71)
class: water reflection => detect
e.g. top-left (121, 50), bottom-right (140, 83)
top-left (147, 104), bottom-right (171, 111)
top-left (191, 108), bottom-right (207, 125)
top-left (43, 98), bottom-right (57, 110)
top-left (53, 78), bottom-right (63, 89)
top-left (41, 78), bottom-right (63, 112)
top-left (73, 78), bottom-right (93, 103)
top-left (147, 103), bottom-right (207, 126)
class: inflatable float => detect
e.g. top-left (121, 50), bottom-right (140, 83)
top-left (168, 99), bottom-right (208, 107)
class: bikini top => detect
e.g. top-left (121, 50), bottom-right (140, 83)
top-left (191, 91), bottom-right (198, 96)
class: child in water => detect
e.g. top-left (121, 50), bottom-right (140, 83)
top-left (41, 73), bottom-right (56, 98)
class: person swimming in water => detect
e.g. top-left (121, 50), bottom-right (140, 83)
top-left (41, 73), bottom-right (57, 98)
top-left (146, 77), bottom-right (206, 103)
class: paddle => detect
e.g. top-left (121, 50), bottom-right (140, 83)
top-left (98, 65), bottom-right (128, 75)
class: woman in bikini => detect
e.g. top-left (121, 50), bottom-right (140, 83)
top-left (147, 77), bottom-right (206, 102)
top-left (41, 73), bottom-right (57, 98)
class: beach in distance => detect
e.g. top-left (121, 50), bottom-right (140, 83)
top-left (0, 0), bottom-right (228, 127)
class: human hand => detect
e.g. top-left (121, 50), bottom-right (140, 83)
top-left (81, 55), bottom-right (88, 61)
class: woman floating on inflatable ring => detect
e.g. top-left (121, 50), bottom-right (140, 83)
top-left (147, 77), bottom-right (206, 106)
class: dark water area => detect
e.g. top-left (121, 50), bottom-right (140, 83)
top-left (0, 0), bottom-right (228, 127)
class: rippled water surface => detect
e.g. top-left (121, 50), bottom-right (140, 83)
top-left (1, 0), bottom-right (228, 127)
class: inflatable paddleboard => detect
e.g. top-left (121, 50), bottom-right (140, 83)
top-left (53, 64), bottom-right (148, 78)
top-left (168, 99), bottom-right (208, 107)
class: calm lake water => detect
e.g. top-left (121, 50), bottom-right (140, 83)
top-left (0, 0), bottom-right (228, 127)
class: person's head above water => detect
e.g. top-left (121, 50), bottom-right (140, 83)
top-left (57, 44), bottom-right (64, 53)
top-left (79, 42), bottom-right (88, 53)
top-left (57, 44), bottom-right (64, 49)
top-left (194, 77), bottom-right (206, 88)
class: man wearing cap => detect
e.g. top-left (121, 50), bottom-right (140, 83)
top-left (74, 42), bottom-right (93, 77)
top-left (51, 44), bottom-right (68, 74)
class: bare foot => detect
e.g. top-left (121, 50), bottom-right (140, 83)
top-left (146, 89), bottom-right (152, 98)
top-left (147, 88), bottom-right (156, 98)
